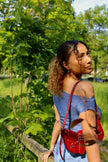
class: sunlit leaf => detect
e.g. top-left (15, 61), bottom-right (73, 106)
top-left (24, 123), bottom-right (43, 135)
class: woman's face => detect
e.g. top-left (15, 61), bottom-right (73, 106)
top-left (63, 43), bottom-right (92, 75)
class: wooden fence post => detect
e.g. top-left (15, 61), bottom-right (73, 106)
top-left (38, 157), bottom-right (43, 162)
top-left (4, 123), bottom-right (54, 162)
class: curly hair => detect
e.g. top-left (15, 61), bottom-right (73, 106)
top-left (48, 40), bottom-right (89, 96)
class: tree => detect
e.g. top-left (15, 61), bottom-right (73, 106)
top-left (0, 1), bottom-right (107, 159)
top-left (0, 0), bottom-right (89, 149)
top-left (77, 5), bottom-right (108, 80)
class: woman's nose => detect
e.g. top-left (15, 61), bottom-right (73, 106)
top-left (86, 55), bottom-right (91, 63)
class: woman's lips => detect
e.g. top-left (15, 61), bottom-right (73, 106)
top-left (86, 66), bottom-right (91, 70)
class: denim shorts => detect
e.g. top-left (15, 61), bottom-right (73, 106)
top-left (53, 135), bottom-right (88, 162)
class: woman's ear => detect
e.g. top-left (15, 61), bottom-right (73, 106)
top-left (62, 61), bottom-right (69, 70)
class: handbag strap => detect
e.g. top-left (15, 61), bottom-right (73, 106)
top-left (60, 80), bottom-right (80, 160)
top-left (62, 81), bottom-right (80, 128)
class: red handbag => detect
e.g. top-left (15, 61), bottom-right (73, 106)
top-left (60, 129), bottom-right (85, 154)
top-left (96, 106), bottom-right (104, 141)
top-left (59, 81), bottom-right (104, 160)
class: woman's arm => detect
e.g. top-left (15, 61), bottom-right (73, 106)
top-left (79, 81), bottom-right (101, 162)
top-left (42, 104), bottom-right (61, 162)
top-left (79, 110), bottom-right (101, 162)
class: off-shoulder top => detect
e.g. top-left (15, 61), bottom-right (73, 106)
top-left (53, 90), bottom-right (102, 132)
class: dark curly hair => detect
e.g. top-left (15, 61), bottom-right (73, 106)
top-left (48, 40), bottom-right (89, 96)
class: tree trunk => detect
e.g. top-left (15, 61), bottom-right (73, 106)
top-left (20, 77), bottom-right (23, 112)
top-left (10, 70), bottom-right (16, 116)
top-left (94, 56), bottom-right (98, 82)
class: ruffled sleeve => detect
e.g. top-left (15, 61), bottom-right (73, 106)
top-left (85, 97), bottom-right (102, 118)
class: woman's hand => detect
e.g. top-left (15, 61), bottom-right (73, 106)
top-left (42, 149), bottom-right (53, 162)
top-left (42, 105), bottom-right (61, 162)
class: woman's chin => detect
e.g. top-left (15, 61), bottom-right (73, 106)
top-left (84, 70), bottom-right (92, 74)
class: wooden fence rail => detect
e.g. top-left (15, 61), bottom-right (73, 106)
top-left (5, 123), bottom-right (54, 162)
top-left (4, 123), bottom-right (108, 161)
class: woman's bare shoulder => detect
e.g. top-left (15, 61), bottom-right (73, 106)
top-left (79, 80), bottom-right (94, 98)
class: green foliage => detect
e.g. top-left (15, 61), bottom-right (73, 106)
top-left (76, 5), bottom-right (108, 74)
top-left (91, 82), bottom-right (108, 138)
top-left (0, 96), bottom-right (12, 117)
top-left (24, 123), bottom-right (43, 135)
top-left (0, 125), bottom-right (37, 162)
top-left (100, 140), bottom-right (108, 162)
top-left (0, 0), bottom-right (108, 161)
top-left (0, 77), bottom-right (54, 160)
top-left (0, 75), bottom-right (54, 138)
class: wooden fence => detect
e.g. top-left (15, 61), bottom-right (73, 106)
top-left (5, 124), bottom-right (54, 162)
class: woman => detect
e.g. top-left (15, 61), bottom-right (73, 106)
top-left (42, 40), bottom-right (102, 162)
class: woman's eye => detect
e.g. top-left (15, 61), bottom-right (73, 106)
top-left (87, 52), bottom-right (92, 57)
top-left (87, 50), bottom-right (92, 56)
top-left (79, 53), bottom-right (84, 57)
top-left (87, 51), bottom-right (89, 55)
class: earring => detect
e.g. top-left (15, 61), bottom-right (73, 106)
top-left (67, 70), bottom-right (70, 73)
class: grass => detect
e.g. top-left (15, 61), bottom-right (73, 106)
top-left (0, 78), bottom-right (108, 161)
top-left (0, 78), bottom-right (108, 137)
top-left (91, 82), bottom-right (108, 139)
top-left (0, 77), bottom-right (26, 97)
top-left (91, 82), bottom-right (108, 161)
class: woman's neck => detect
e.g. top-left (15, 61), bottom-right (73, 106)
top-left (68, 72), bottom-right (81, 81)
top-left (62, 75), bottom-right (78, 94)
